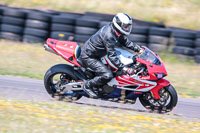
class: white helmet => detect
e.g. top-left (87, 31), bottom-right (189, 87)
top-left (112, 13), bottom-right (132, 35)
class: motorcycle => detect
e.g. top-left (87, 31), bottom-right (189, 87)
top-left (44, 38), bottom-right (178, 113)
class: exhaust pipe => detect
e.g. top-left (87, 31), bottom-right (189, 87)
top-left (44, 43), bottom-right (58, 55)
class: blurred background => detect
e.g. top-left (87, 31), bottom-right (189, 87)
top-left (0, 0), bottom-right (200, 132)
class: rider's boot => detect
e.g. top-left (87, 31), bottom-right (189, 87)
top-left (83, 81), bottom-right (98, 99)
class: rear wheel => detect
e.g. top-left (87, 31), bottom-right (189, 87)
top-left (44, 64), bottom-right (83, 102)
top-left (139, 84), bottom-right (178, 113)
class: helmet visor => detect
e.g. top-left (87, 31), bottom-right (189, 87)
top-left (121, 23), bottom-right (132, 33)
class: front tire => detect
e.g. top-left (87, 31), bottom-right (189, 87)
top-left (139, 84), bottom-right (178, 113)
top-left (44, 64), bottom-right (83, 102)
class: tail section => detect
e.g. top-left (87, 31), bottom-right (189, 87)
top-left (45, 38), bottom-right (81, 66)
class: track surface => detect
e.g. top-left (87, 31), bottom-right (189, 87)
top-left (0, 75), bottom-right (200, 120)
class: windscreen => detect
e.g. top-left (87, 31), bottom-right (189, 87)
top-left (139, 49), bottom-right (161, 66)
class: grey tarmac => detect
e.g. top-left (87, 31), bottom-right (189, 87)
top-left (0, 75), bottom-right (200, 121)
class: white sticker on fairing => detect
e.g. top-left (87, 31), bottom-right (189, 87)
top-left (107, 75), bottom-right (157, 92)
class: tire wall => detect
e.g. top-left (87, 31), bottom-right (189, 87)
top-left (0, 5), bottom-right (199, 63)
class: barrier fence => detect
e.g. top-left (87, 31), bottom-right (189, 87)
top-left (0, 5), bottom-right (199, 63)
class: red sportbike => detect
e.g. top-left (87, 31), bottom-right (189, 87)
top-left (44, 38), bottom-right (178, 113)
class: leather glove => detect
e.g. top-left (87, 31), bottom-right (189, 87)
top-left (135, 45), bottom-right (144, 54)
top-left (123, 67), bottom-right (136, 75)
top-left (134, 44), bottom-right (141, 53)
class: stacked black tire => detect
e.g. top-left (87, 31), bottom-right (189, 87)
top-left (1, 6), bottom-right (200, 64)
top-left (195, 31), bottom-right (200, 63)
top-left (0, 8), bottom-right (3, 32)
top-left (85, 12), bottom-right (112, 31)
top-left (148, 27), bottom-right (171, 52)
top-left (76, 12), bottom-right (114, 44)
top-left (74, 16), bottom-right (100, 44)
top-left (128, 26), bottom-right (149, 47)
top-left (1, 8), bottom-right (26, 41)
top-left (0, 8), bottom-right (2, 24)
top-left (171, 29), bottom-right (196, 59)
top-left (23, 11), bottom-right (51, 43)
top-left (98, 21), bottom-right (110, 29)
top-left (50, 13), bottom-right (82, 41)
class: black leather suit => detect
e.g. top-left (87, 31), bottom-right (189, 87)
top-left (80, 23), bottom-right (140, 89)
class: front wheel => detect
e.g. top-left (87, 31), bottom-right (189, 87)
top-left (139, 84), bottom-right (178, 113)
top-left (44, 64), bottom-right (83, 102)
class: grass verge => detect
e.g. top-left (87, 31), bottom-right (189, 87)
top-left (0, 97), bottom-right (200, 133)
top-left (0, 40), bottom-right (200, 97)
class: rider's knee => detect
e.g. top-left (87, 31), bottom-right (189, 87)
top-left (103, 72), bottom-right (113, 80)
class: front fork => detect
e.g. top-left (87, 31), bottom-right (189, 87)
top-left (150, 79), bottom-right (170, 99)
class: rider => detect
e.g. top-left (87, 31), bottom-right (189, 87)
top-left (80, 13), bottom-right (142, 98)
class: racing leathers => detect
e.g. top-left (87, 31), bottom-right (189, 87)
top-left (80, 23), bottom-right (141, 97)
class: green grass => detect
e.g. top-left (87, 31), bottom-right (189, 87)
top-left (159, 52), bottom-right (200, 97)
top-left (0, 97), bottom-right (200, 133)
top-left (0, 40), bottom-right (200, 98)
top-left (0, 40), bottom-right (66, 79)
top-left (0, 0), bottom-right (200, 29)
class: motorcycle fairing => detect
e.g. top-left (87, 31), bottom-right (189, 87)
top-left (46, 38), bottom-right (81, 66)
top-left (107, 75), bottom-right (170, 100)
top-left (136, 52), bottom-right (167, 81)
top-left (150, 78), bottom-right (170, 99)
top-left (107, 75), bottom-right (157, 92)
top-left (45, 39), bottom-right (171, 100)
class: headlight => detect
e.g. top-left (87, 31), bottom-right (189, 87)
top-left (155, 73), bottom-right (166, 79)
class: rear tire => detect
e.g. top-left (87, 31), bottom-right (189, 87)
top-left (139, 84), bottom-right (178, 113)
top-left (44, 64), bottom-right (83, 101)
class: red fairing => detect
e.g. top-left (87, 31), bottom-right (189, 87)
top-left (46, 38), bottom-right (80, 66)
top-left (150, 79), bottom-right (170, 99)
top-left (136, 57), bottom-right (167, 80)
top-left (116, 75), bottom-right (155, 90)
